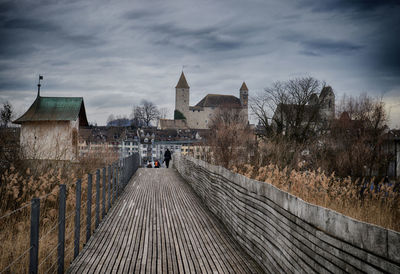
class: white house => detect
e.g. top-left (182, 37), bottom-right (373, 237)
top-left (14, 95), bottom-right (89, 161)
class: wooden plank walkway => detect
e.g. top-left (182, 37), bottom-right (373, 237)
top-left (68, 168), bottom-right (263, 273)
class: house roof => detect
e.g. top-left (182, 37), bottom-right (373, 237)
top-left (195, 94), bottom-right (241, 108)
top-left (175, 72), bottom-right (190, 89)
top-left (14, 96), bottom-right (89, 126)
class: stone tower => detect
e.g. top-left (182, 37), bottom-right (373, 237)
top-left (240, 82), bottom-right (248, 107)
top-left (240, 82), bottom-right (249, 122)
top-left (319, 86), bottom-right (335, 120)
top-left (175, 72), bottom-right (190, 119)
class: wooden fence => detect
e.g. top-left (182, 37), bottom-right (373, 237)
top-left (0, 153), bottom-right (139, 274)
top-left (174, 155), bottom-right (400, 273)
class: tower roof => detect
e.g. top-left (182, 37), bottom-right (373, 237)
top-left (320, 86), bottom-right (333, 98)
top-left (176, 72), bottom-right (190, 89)
top-left (240, 82), bottom-right (248, 91)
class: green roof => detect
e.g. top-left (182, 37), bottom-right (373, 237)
top-left (14, 96), bottom-right (89, 126)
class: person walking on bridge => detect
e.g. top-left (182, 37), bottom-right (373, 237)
top-left (164, 149), bottom-right (172, 168)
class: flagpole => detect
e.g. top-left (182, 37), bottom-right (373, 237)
top-left (37, 75), bottom-right (43, 97)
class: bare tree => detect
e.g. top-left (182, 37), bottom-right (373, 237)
top-left (131, 100), bottom-right (160, 127)
top-left (206, 105), bottom-right (255, 168)
top-left (106, 114), bottom-right (115, 126)
top-left (252, 77), bottom-right (325, 142)
top-left (329, 94), bottom-right (389, 178)
top-left (1, 101), bottom-right (13, 128)
top-left (159, 107), bottom-right (170, 119)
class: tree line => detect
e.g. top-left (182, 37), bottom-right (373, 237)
top-left (106, 100), bottom-right (170, 127)
top-left (205, 76), bottom-right (393, 180)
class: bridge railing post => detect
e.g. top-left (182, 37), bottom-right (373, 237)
top-left (116, 162), bottom-right (120, 196)
top-left (74, 179), bottom-right (81, 259)
top-left (29, 197), bottom-right (40, 274)
top-left (58, 184), bottom-right (66, 274)
top-left (108, 165), bottom-right (111, 211)
top-left (102, 167), bottom-right (106, 218)
top-left (113, 164), bottom-right (116, 202)
top-left (86, 173), bottom-right (92, 243)
top-left (95, 169), bottom-right (100, 228)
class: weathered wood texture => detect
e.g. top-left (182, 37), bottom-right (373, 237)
top-left (174, 155), bottom-right (400, 274)
top-left (68, 168), bottom-right (262, 273)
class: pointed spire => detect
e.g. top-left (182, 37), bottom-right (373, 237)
top-left (176, 71), bottom-right (190, 89)
top-left (240, 82), bottom-right (248, 91)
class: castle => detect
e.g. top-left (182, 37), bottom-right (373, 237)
top-left (159, 72), bottom-right (249, 130)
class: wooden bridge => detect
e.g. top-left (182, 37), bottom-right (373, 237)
top-left (68, 168), bottom-right (263, 273)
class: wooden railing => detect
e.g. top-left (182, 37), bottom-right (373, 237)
top-left (174, 155), bottom-right (400, 273)
top-left (0, 153), bottom-right (139, 274)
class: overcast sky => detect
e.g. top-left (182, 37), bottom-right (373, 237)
top-left (1, 0), bottom-right (399, 127)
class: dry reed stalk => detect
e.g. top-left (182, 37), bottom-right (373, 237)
top-left (233, 164), bottom-right (400, 232)
top-left (0, 153), bottom-right (116, 273)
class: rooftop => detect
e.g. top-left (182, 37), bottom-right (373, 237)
top-left (175, 71), bottom-right (190, 89)
top-left (14, 96), bottom-right (89, 126)
top-left (195, 94), bottom-right (241, 108)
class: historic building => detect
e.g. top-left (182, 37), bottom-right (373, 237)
top-left (271, 86), bottom-right (335, 133)
top-left (14, 95), bottom-right (89, 161)
top-left (159, 72), bottom-right (249, 129)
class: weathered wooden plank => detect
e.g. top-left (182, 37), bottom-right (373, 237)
top-left (68, 168), bottom-right (262, 273)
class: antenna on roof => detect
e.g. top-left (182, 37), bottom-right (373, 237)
top-left (37, 75), bottom-right (43, 97)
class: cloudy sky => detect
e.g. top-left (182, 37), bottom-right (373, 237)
top-left (1, 0), bottom-right (400, 126)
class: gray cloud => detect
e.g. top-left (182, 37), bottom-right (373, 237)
top-left (300, 39), bottom-right (363, 56)
top-left (301, 0), bottom-right (400, 12)
top-left (0, 0), bottom-right (399, 126)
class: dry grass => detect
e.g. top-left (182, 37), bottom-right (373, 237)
top-left (233, 164), bottom-right (400, 232)
top-left (0, 153), bottom-right (117, 273)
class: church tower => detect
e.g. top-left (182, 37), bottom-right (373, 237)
top-left (175, 72), bottom-right (190, 119)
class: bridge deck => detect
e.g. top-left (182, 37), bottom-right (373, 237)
top-left (68, 168), bottom-right (262, 273)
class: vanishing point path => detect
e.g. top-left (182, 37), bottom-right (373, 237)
top-left (68, 168), bottom-right (262, 273)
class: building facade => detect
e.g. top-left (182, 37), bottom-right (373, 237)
top-left (14, 96), bottom-right (89, 161)
top-left (172, 72), bottom-right (249, 129)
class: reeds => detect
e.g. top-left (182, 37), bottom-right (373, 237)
top-left (233, 164), bottom-right (400, 232)
top-left (0, 154), bottom-right (116, 273)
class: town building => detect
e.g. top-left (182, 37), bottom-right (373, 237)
top-left (78, 126), bottom-right (204, 166)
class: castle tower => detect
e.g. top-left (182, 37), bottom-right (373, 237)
top-left (240, 82), bottom-right (248, 107)
top-left (240, 82), bottom-right (249, 123)
top-left (175, 72), bottom-right (190, 119)
top-left (319, 86), bottom-right (335, 120)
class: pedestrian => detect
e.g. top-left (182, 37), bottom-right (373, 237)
top-left (164, 149), bottom-right (172, 168)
